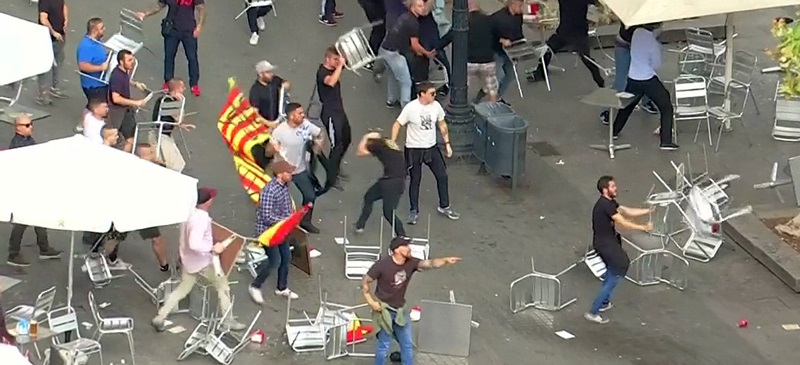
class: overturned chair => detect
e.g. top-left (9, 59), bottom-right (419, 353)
top-left (340, 215), bottom-right (382, 280)
top-left (336, 22), bottom-right (381, 75)
top-left (128, 266), bottom-right (190, 314)
top-left (509, 257), bottom-right (579, 313)
top-left (180, 303), bottom-right (261, 364)
top-left (133, 93), bottom-right (193, 172)
top-left (386, 213), bottom-right (431, 260)
top-left (622, 232), bottom-right (689, 290)
top-left (76, 9), bottom-right (144, 85)
top-left (234, 0), bottom-right (278, 20)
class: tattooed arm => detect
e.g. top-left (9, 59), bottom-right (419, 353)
top-left (361, 274), bottom-right (381, 311)
top-left (135, 0), bottom-right (166, 20)
top-left (417, 257), bottom-right (461, 271)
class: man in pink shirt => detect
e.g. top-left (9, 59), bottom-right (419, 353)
top-left (150, 187), bottom-right (246, 332)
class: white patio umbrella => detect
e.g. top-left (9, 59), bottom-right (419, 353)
top-left (0, 135), bottom-right (198, 306)
top-left (600, 0), bottom-right (800, 112)
top-left (0, 12), bottom-right (54, 86)
top-left (0, 344), bottom-right (32, 365)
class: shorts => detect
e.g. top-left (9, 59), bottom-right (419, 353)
top-left (109, 108), bottom-right (136, 140)
top-left (467, 62), bottom-right (498, 95)
top-left (139, 227), bottom-right (161, 240)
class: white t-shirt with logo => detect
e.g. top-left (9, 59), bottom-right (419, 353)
top-left (83, 113), bottom-right (106, 145)
top-left (397, 99), bottom-right (445, 149)
top-left (270, 119), bottom-right (322, 174)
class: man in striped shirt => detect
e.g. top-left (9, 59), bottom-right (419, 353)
top-left (249, 160), bottom-right (299, 304)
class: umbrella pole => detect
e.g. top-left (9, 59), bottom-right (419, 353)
top-left (67, 231), bottom-right (75, 306)
top-left (724, 14), bottom-right (735, 112)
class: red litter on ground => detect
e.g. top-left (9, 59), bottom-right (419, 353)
top-left (738, 319), bottom-right (748, 328)
top-left (250, 330), bottom-right (266, 343)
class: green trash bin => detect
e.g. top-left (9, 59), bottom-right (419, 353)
top-left (485, 115), bottom-right (529, 177)
top-left (473, 102), bottom-right (515, 162)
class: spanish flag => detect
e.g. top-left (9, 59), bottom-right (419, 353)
top-left (257, 203), bottom-right (312, 247)
top-left (217, 78), bottom-right (274, 204)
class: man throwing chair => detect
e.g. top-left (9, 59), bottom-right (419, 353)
top-left (362, 237), bottom-right (460, 364)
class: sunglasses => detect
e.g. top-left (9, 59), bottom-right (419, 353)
top-left (16, 123), bottom-right (32, 128)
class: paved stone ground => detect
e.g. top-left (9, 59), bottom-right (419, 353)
top-left (2, 1), bottom-right (800, 365)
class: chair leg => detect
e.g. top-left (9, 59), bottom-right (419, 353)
top-left (33, 342), bottom-right (42, 360)
top-left (706, 117), bottom-right (713, 146)
top-left (693, 119), bottom-right (702, 143)
top-left (541, 55), bottom-right (552, 92)
top-left (127, 332), bottom-right (136, 365)
top-left (510, 63), bottom-right (524, 98)
top-left (749, 88), bottom-right (761, 115)
top-left (715, 118), bottom-right (726, 152)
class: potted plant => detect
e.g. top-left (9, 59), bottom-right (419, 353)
top-left (769, 16), bottom-right (800, 97)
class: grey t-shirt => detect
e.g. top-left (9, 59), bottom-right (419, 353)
top-left (271, 119), bottom-right (321, 174)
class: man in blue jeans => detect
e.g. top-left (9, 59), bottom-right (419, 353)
top-left (586, 176), bottom-right (652, 324)
top-left (362, 236), bottom-right (460, 364)
top-left (135, 0), bottom-right (207, 97)
top-left (270, 103), bottom-right (325, 234)
top-left (599, 23), bottom-right (658, 125)
top-left (249, 160), bottom-right (300, 303)
top-left (379, 0), bottom-right (435, 108)
top-left (490, 0), bottom-right (524, 105)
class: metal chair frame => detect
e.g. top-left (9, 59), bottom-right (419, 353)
top-left (234, 0), bottom-right (278, 20)
top-left (76, 9), bottom-right (144, 85)
top-left (509, 257), bottom-right (578, 313)
top-left (386, 213), bottom-right (431, 260)
top-left (88, 292), bottom-right (135, 365)
top-left (505, 39), bottom-right (554, 96)
top-left (336, 22), bottom-right (382, 75)
top-left (341, 215), bottom-right (382, 280)
top-left (203, 311), bottom-right (262, 365)
top-left (682, 28), bottom-right (729, 64)
top-left (708, 50), bottom-right (760, 115)
top-left (708, 80), bottom-right (749, 152)
top-left (772, 81), bottom-right (800, 142)
top-left (47, 306), bottom-right (104, 365)
top-left (5, 286), bottom-right (57, 359)
top-left (133, 95), bottom-right (192, 162)
top-left (0, 81), bottom-right (24, 109)
top-left (672, 75), bottom-right (712, 146)
top-left (128, 266), bottom-right (190, 314)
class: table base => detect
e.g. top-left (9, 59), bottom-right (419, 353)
top-left (589, 143), bottom-right (631, 159)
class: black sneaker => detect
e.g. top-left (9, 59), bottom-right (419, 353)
top-left (599, 302), bottom-right (614, 312)
top-left (353, 225), bottom-right (365, 235)
top-left (526, 72), bottom-right (545, 83)
top-left (498, 99), bottom-right (511, 106)
top-left (318, 16), bottom-right (337, 26)
top-left (659, 143), bottom-right (679, 151)
top-left (7, 255), bottom-right (31, 267)
top-left (301, 223), bottom-right (320, 234)
top-left (38, 247), bottom-right (62, 260)
top-left (386, 101), bottom-right (401, 109)
top-left (159, 263), bottom-right (170, 272)
top-left (640, 100), bottom-right (659, 114)
top-left (600, 110), bottom-right (610, 125)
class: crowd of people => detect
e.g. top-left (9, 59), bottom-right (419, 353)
top-left (2, 0), bottom-right (697, 362)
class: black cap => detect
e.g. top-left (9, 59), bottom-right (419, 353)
top-left (389, 236), bottom-right (411, 251)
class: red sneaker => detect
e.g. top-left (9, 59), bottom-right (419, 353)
top-left (162, 82), bottom-right (169, 91)
top-left (191, 85), bottom-right (201, 97)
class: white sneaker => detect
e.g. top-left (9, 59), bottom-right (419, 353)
top-left (256, 17), bottom-right (266, 31)
top-left (275, 288), bottom-right (299, 299)
top-left (584, 312), bottom-right (609, 324)
top-left (107, 258), bottom-right (130, 270)
top-left (249, 286), bottom-right (265, 304)
top-left (249, 33), bottom-right (259, 46)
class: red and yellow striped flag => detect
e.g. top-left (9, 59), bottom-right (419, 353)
top-left (257, 203), bottom-right (312, 247)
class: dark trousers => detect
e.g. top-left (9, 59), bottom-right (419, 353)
top-left (293, 171), bottom-right (317, 226)
top-left (246, 5), bottom-right (273, 33)
top-left (536, 33), bottom-right (605, 88)
top-left (83, 231), bottom-right (121, 262)
top-left (82, 86), bottom-right (109, 109)
top-left (163, 31), bottom-right (199, 86)
top-left (356, 177), bottom-right (406, 236)
top-left (322, 109), bottom-right (352, 186)
top-left (251, 239), bottom-right (291, 290)
top-left (358, 0), bottom-right (385, 53)
top-left (406, 146), bottom-right (449, 212)
top-left (8, 224), bottom-right (49, 257)
top-left (322, 0), bottom-right (337, 20)
top-left (422, 35), bottom-right (452, 85)
top-left (613, 76), bottom-right (674, 145)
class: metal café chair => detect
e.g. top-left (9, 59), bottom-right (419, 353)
top-left (708, 50), bottom-right (760, 114)
top-left (677, 49), bottom-right (711, 78)
top-left (5, 286), bottom-right (57, 358)
top-left (708, 80), bottom-right (749, 152)
top-left (504, 39), bottom-right (550, 96)
top-left (683, 28), bottom-right (729, 64)
top-left (672, 75), bottom-right (712, 145)
top-left (234, 0), bottom-right (278, 20)
top-left (336, 23), bottom-right (381, 75)
top-left (48, 306), bottom-right (104, 365)
top-left (133, 95), bottom-right (192, 166)
top-left (88, 292), bottom-right (135, 365)
top-left (772, 82), bottom-right (800, 142)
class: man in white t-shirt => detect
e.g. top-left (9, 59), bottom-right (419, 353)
top-left (390, 82), bottom-right (460, 225)
top-left (83, 98), bottom-right (109, 144)
top-left (270, 102), bottom-right (325, 233)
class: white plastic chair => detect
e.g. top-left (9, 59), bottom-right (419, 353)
top-left (88, 292), bottom-right (135, 365)
top-left (673, 75), bottom-right (712, 145)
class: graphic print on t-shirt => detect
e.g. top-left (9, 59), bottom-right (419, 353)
top-left (420, 113), bottom-right (433, 130)
top-left (392, 270), bottom-right (408, 287)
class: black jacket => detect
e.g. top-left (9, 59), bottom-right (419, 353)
top-left (9, 134), bottom-right (36, 149)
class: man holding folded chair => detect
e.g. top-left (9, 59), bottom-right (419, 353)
top-left (151, 187), bottom-right (246, 332)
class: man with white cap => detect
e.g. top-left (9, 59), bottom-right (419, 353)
top-left (249, 60), bottom-right (290, 129)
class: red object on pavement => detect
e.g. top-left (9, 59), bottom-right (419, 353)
top-left (250, 329), bottom-right (266, 344)
top-left (258, 203), bottom-right (312, 247)
top-left (738, 319), bottom-right (749, 328)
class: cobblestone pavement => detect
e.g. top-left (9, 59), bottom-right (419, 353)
top-left (2, 1), bottom-right (800, 365)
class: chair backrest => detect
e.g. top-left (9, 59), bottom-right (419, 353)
top-left (336, 27), bottom-right (377, 72)
top-left (232, 311), bottom-right (262, 353)
top-left (87, 292), bottom-right (103, 324)
top-left (724, 80), bottom-right (749, 117)
top-left (119, 9), bottom-right (145, 45)
top-left (157, 97), bottom-right (185, 124)
top-left (685, 28), bottom-right (715, 56)
top-left (730, 50), bottom-right (757, 86)
top-left (48, 307), bottom-right (80, 339)
top-left (673, 75), bottom-right (709, 114)
top-left (34, 286), bottom-right (58, 319)
top-left (776, 95), bottom-right (800, 124)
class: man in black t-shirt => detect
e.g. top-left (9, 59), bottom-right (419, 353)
top-left (108, 50), bottom-right (148, 152)
top-left (135, 0), bottom-right (207, 96)
top-left (379, 0), bottom-right (433, 108)
top-left (249, 60), bottom-right (289, 127)
top-left (36, 0), bottom-right (69, 105)
top-left (362, 236), bottom-right (460, 363)
top-left (354, 132), bottom-right (407, 237)
top-left (316, 46), bottom-right (351, 191)
top-left (527, 0), bottom-right (605, 89)
top-left (586, 175), bottom-right (652, 324)
top-left (490, 0), bottom-right (524, 105)
top-left (468, 1), bottom-right (499, 103)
